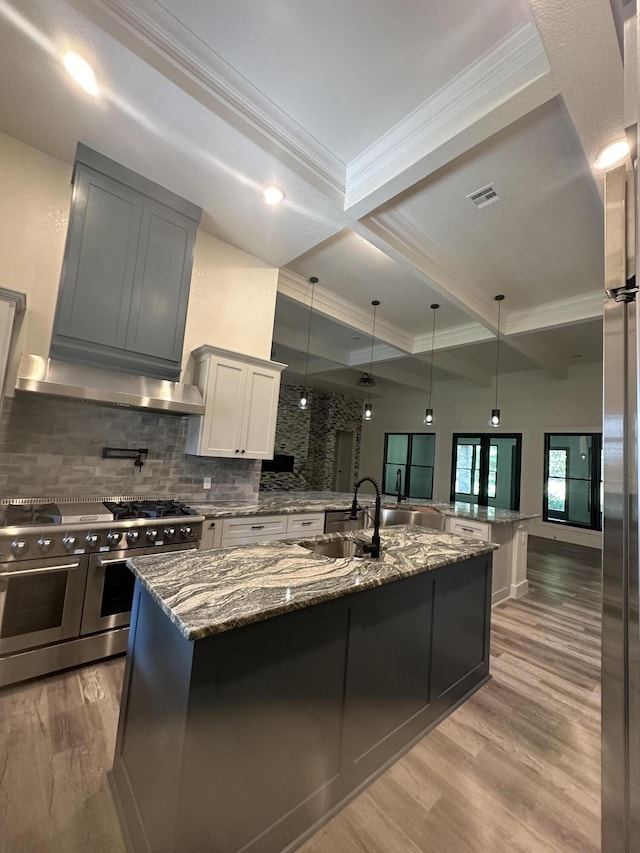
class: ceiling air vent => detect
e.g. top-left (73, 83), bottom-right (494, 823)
top-left (466, 184), bottom-right (501, 210)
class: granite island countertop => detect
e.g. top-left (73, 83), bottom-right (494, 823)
top-left (189, 491), bottom-right (538, 525)
top-left (127, 525), bottom-right (498, 642)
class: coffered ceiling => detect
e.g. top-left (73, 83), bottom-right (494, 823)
top-left (0, 0), bottom-right (623, 399)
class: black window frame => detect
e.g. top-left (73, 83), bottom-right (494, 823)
top-left (450, 433), bottom-right (522, 510)
top-left (543, 432), bottom-right (602, 530)
top-left (382, 432), bottom-right (436, 500)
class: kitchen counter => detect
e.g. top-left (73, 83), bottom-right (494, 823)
top-left (113, 524), bottom-right (494, 853)
top-left (190, 491), bottom-right (539, 524)
top-left (127, 525), bottom-right (497, 641)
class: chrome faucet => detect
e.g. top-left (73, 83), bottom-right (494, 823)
top-left (395, 468), bottom-right (405, 503)
top-left (350, 476), bottom-right (381, 558)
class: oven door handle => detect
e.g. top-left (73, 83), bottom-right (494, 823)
top-left (1, 561), bottom-right (82, 577)
top-left (96, 557), bottom-right (131, 567)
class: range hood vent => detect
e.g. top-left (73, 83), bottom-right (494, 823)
top-left (15, 354), bottom-right (205, 415)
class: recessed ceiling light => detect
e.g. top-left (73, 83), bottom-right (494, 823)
top-left (261, 185), bottom-right (285, 206)
top-left (63, 52), bottom-right (98, 96)
top-left (595, 139), bottom-right (630, 171)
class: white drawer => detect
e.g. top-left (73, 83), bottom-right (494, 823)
top-left (286, 513), bottom-right (325, 537)
top-left (445, 517), bottom-right (490, 540)
top-left (221, 515), bottom-right (288, 540)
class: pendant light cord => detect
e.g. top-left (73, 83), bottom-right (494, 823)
top-left (427, 305), bottom-right (437, 409)
top-left (367, 301), bottom-right (379, 405)
top-left (303, 278), bottom-right (317, 389)
top-left (494, 297), bottom-right (502, 410)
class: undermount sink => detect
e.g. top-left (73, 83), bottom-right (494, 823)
top-left (298, 539), bottom-right (371, 559)
top-left (378, 508), bottom-right (445, 530)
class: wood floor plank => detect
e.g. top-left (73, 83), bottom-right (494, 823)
top-left (0, 535), bottom-right (602, 853)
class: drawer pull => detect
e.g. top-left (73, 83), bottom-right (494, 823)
top-left (251, 525), bottom-right (265, 530)
top-left (301, 521), bottom-right (313, 526)
top-left (460, 526), bottom-right (475, 533)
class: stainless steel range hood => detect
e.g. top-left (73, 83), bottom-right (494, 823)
top-left (15, 354), bottom-right (205, 415)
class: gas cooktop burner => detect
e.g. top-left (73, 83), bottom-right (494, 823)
top-left (1, 503), bottom-right (62, 527)
top-left (104, 500), bottom-right (199, 521)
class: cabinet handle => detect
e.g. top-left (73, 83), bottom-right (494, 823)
top-left (301, 521), bottom-right (313, 526)
top-left (208, 522), bottom-right (216, 528)
top-left (459, 526), bottom-right (475, 533)
top-left (251, 525), bottom-right (265, 530)
top-left (235, 449), bottom-right (240, 453)
top-left (241, 449), bottom-right (245, 453)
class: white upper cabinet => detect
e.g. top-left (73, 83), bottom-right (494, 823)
top-left (186, 345), bottom-right (286, 458)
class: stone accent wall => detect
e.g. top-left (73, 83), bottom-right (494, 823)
top-left (0, 395), bottom-right (261, 501)
top-left (260, 383), bottom-right (362, 492)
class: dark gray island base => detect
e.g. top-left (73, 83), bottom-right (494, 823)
top-left (110, 532), bottom-right (493, 853)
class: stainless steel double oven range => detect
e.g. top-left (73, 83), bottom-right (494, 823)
top-left (0, 497), bottom-right (204, 687)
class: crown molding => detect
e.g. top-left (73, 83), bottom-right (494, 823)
top-left (87, 0), bottom-right (346, 201)
top-left (345, 22), bottom-right (551, 210)
top-left (365, 210), bottom-right (499, 329)
top-left (277, 269), bottom-right (413, 353)
top-left (506, 291), bottom-right (604, 335)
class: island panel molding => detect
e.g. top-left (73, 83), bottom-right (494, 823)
top-left (110, 542), bottom-right (492, 853)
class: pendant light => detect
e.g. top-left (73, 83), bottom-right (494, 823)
top-left (298, 276), bottom-right (318, 410)
top-left (423, 304), bottom-right (439, 426)
top-left (490, 294), bottom-right (505, 427)
top-left (363, 300), bottom-right (380, 421)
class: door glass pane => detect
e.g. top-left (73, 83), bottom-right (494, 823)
top-left (386, 435), bottom-right (408, 465)
top-left (410, 434), bottom-right (435, 466)
top-left (384, 463), bottom-right (406, 495)
top-left (1, 571), bottom-right (68, 638)
top-left (454, 439), bottom-right (480, 503)
top-left (409, 466), bottom-right (433, 499)
top-left (490, 436), bottom-right (518, 509)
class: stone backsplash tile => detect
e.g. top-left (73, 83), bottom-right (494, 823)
top-left (260, 383), bottom-right (363, 492)
top-left (0, 395), bottom-right (260, 501)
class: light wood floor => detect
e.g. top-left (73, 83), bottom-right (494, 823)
top-left (0, 537), bottom-right (601, 853)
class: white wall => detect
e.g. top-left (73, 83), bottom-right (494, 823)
top-left (0, 130), bottom-right (279, 392)
top-left (359, 362), bottom-right (603, 548)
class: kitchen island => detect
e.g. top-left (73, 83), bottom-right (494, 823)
top-left (110, 525), bottom-right (497, 853)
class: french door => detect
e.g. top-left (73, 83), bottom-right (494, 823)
top-left (450, 433), bottom-right (521, 510)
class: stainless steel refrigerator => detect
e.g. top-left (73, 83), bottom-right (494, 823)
top-left (602, 163), bottom-right (639, 853)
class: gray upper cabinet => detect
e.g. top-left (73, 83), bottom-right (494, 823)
top-left (50, 144), bottom-right (201, 380)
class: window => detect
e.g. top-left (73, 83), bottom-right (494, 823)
top-left (543, 433), bottom-right (602, 529)
top-left (451, 434), bottom-right (522, 510)
top-left (383, 433), bottom-right (435, 499)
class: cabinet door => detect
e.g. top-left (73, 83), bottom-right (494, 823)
top-left (200, 358), bottom-right (246, 456)
top-left (126, 199), bottom-right (196, 370)
top-left (240, 365), bottom-right (281, 459)
top-left (51, 166), bottom-right (143, 356)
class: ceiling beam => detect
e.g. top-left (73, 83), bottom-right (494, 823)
top-left (345, 27), bottom-right (558, 218)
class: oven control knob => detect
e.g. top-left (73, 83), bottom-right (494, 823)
top-left (86, 533), bottom-right (101, 549)
top-left (180, 526), bottom-right (192, 539)
top-left (146, 528), bottom-right (158, 544)
top-left (11, 539), bottom-right (28, 557)
top-left (107, 531), bottom-right (122, 546)
top-left (63, 535), bottom-right (78, 552)
top-left (38, 537), bottom-right (54, 553)
top-left (126, 530), bottom-right (140, 545)
top-left (163, 527), bottom-right (176, 540)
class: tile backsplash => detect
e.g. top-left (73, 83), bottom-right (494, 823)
top-left (0, 394), bottom-right (261, 501)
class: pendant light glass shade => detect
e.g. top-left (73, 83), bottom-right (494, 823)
top-left (363, 300), bottom-right (379, 422)
top-left (490, 295), bottom-right (505, 427)
top-left (298, 277), bottom-right (318, 410)
top-left (423, 304), bottom-right (439, 426)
